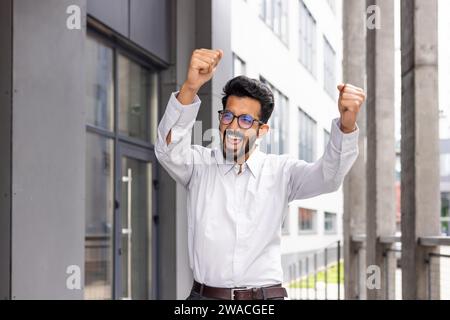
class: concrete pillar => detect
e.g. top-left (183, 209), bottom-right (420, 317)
top-left (0, 0), bottom-right (13, 300)
top-left (342, 0), bottom-right (367, 300)
top-left (401, 0), bottom-right (441, 300)
top-left (365, 0), bottom-right (397, 300)
top-left (0, 0), bottom-right (86, 299)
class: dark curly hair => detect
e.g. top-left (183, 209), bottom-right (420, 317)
top-left (221, 76), bottom-right (274, 124)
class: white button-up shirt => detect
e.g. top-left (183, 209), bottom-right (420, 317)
top-left (155, 91), bottom-right (359, 288)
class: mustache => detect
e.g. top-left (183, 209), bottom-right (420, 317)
top-left (224, 129), bottom-right (245, 139)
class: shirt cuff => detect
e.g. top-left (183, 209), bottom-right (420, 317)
top-left (163, 91), bottom-right (201, 128)
top-left (330, 118), bottom-right (359, 153)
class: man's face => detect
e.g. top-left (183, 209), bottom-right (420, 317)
top-left (219, 96), bottom-right (269, 162)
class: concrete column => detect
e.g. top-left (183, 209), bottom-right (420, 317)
top-left (0, 0), bottom-right (13, 300)
top-left (0, 0), bottom-right (87, 299)
top-left (342, 0), bottom-right (367, 300)
top-left (401, 0), bottom-right (441, 300)
top-left (365, 0), bottom-right (397, 300)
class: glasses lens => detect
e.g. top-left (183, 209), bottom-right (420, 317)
top-left (239, 114), bottom-right (254, 129)
top-left (221, 111), bottom-right (234, 124)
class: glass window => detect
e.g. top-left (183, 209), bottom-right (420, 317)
top-left (299, 1), bottom-right (316, 76)
top-left (274, 0), bottom-right (281, 35)
top-left (265, 0), bottom-right (274, 28)
top-left (85, 132), bottom-right (114, 299)
top-left (85, 34), bottom-right (159, 300)
top-left (259, 0), bottom-right (266, 19)
top-left (324, 36), bottom-right (337, 99)
top-left (441, 193), bottom-right (450, 236)
top-left (260, 77), bottom-right (289, 155)
top-left (120, 157), bottom-right (153, 299)
top-left (280, 0), bottom-right (289, 44)
top-left (441, 153), bottom-right (450, 177)
top-left (324, 212), bottom-right (337, 234)
top-left (327, 0), bottom-right (336, 13)
top-left (118, 54), bottom-right (158, 143)
top-left (233, 53), bottom-right (246, 77)
top-left (259, 0), bottom-right (289, 45)
top-left (86, 37), bottom-right (114, 131)
top-left (298, 108), bottom-right (317, 162)
top-left (298, 207), bottom-right (317, 233)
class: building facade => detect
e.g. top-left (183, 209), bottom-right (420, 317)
top-left (1, 0), bottom-right (347, 300)
top-left (228, 0), bottom-right (344, 280)
top-left (0, 0), bottom-right (237, 300)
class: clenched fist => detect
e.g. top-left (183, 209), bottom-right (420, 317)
top-left (169, 48), bottom-right (224, 144)
top-left (185, 48), bottom-right (224, 91)
top-left (176, 49), bottom-right (224, 106)
top-left (337, 83), bottom-right (366, 133)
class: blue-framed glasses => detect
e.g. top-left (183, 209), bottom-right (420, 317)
top-left (218, 110), bottom-right (264, 129)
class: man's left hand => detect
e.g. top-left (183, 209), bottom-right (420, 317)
top-left (337, 83), bottom-right (366, 133)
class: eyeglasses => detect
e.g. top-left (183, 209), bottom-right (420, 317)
top-left (218, 110), bottom-right (265, 129)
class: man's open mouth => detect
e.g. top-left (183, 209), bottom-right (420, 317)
top-left (225, 131), bottom-right (244, 147)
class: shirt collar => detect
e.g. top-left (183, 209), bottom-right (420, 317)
top-left (214, 146), bottom-right (265, 178)
top-left (246, 147), bottom-right (265, 178)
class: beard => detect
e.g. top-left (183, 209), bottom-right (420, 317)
top-left (221, 129), bottom-right (258, 163)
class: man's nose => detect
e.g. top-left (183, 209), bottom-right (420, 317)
top-left (227, 117), bottom-right (240, 130)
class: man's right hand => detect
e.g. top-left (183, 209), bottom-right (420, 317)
top-left (168, 49), bottom-right (223, 145)
top-left (177, 49), bottom-right (224, 105)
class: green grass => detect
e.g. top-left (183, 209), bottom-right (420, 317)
top-left (289, 261), bottom-right (344, 289)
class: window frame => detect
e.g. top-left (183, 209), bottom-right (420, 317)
top-left (298, 107), bottom-right (317, 162)
top-left (86, 29), bottom-right (161, 150)
top-left (232, 52), bottom-right (247, 77)
top-left (323, 36), bottom-right (337, 100)
top-left (324, 211), bottom-right (338, 235)
top-left (85, 26), bottom-right (162, 300)
top-left (260, 76), bottom-right (289, 155)
top-left (298, 0), bottom-right (316, 77)
top-left (259, 0), bottom-right (289, 47)
top-left (298, 207), bottom-right (318, 235)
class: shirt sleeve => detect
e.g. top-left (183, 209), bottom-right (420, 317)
top-left (154, 91), bottom-right (202, 188)
top-left (287, 118), bottom-right (359, 202)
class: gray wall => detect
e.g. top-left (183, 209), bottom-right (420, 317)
top-left (9, 0), bottom-right (86, 299)
top-left (0, 0), bottom-right (12, 301)
top-left (87, 0), bottom-right (170, 63)
top-left (157, 0), bottom-right (181, 299)
top-left (159, 0), bottom-right (200, 300)
top-left (87, 0), bottom-right (129, 36)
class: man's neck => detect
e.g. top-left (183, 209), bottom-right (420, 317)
top-left (235, 146), bottom-right (256, 165)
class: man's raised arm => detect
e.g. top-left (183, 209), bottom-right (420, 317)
top-left (155, 49), bottom-right (223, 187)
top-left (287, 83), bottom-right (366, 201)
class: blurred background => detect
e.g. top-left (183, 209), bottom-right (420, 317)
top-left (0, 0), bottom-right (448, 300)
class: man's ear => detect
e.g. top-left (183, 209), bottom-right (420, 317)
top-left (257, 124), bottom-right (270, 138)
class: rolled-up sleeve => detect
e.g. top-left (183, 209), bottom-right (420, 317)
top-left (155, 91), bottom-right (201, 187)
top-left (287, 118), bottom-right (359, 202)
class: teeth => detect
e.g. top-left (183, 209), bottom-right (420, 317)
top-left (227, 134), bottom-right (242, 141)
top-left (226, 132), bottom-right (243, 140)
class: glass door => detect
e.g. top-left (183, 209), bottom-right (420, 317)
top-left (117, 144), bottom-right (156, 300)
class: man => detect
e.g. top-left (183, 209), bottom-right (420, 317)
top-left (155, 49), bottom-right (365, 300)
